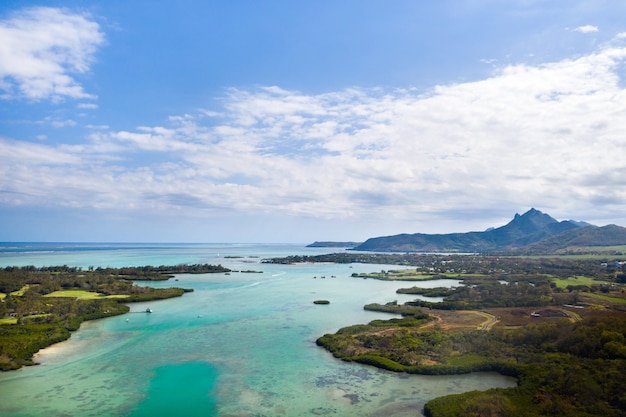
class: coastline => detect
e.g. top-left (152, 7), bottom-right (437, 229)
top-left (0, 244), bottom-right (537, 416)
top-left (1, 290), bottom-right (189, 371)
top-left (32, 338), bottom-right (73, 364)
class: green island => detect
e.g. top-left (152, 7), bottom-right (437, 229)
top-left (267, 253), bottom-right (626, 416)
top-left (0, 263), bottom-right (230, 371)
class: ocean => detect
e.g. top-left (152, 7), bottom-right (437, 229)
top-left (0, 243), bottom-right (515, 416)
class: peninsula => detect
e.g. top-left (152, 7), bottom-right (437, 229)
top-left (0, 264), bottom-right (230, 370)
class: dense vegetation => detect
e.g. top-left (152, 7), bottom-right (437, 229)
top-left (423, 314), bottom-right (626, 417)
top-left (0, 264), bottom-right (224, 370)
top-left (265, 252), bottom-right (614, 278)
top-left (403, 274), bottom-right (555, 310)
top-left (313, 254), bottom-right (626, 416)
top-left (0, 263), bottom-right (230, 293)
top-left (0, 298), bottom-right (129, 370)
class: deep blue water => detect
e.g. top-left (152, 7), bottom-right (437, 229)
top-left (129, 362), bottom-right (218, 417)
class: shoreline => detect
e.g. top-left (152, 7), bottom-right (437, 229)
top-left (2, 290), bottom-right (189, 371)
top-left (32, 338), bottom-right (73, 364)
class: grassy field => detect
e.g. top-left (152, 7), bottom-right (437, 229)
top-left (0, 317), bottom-right (17, 324)
top-left (1, 285), bottom-right (32, 300)
top-left (552, 275), bottom-right (608, 289)
top-left (423, 310), bottom-right (497, 332)
top-left (581, 292), bottom-right (626, 305)
top-left (355, 270), bottom-right (470, 281)
top-left (518, 245), bottom-right (626, 259)
top-left (558, 245), bottom-right (626, 254)
top-left (43, 290), bottom-right (129, 299)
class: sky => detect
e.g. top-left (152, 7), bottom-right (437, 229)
top-left (2, 1), bottom-right (626, 243)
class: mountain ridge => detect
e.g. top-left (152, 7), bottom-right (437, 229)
top-left (351, 209), bottom-right (626, 253)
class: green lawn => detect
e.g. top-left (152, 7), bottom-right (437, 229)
top-left (582, 292), bottom-right (626, 305)
top-left (552, 275), bottom-right (608, 289)
top-left (43, 290), bottom-right (129, 299)
top-left (0, 317), bottom-right (17, 324)
top-left (551, 276), bottom-right (626, 305)
top-left (10, 286), bottom-right (30, 297)
top-left (0, 286), bottom-right (31, 299)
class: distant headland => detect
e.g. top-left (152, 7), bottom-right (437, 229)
top-left (306, 241), bottom-right (362, 248)
top-left (308, 209), bottom-right (626, 254)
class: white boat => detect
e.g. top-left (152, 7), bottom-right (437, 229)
top-left (146, 308), bottom-right (152, 313)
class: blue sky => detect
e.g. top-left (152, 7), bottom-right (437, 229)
top-left (2, 1), bottom-right (626, 243)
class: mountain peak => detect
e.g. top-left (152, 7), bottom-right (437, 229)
top-left (514, 208), bottom-right (540, 219)
top-left (506, 208), bottom-right (555, 225)
top-left (520, 208), bottom-right (544, 217)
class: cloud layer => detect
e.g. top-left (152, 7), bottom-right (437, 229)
top-left (1, 6), bottom-right (626, 237)
top-left (0, 7), bottom-right (103, 101)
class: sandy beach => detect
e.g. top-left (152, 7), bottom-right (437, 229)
top-left (32, 339), bottom-right (73, 364)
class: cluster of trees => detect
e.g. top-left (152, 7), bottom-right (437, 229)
top-left (264, 253), bottom-right (615, 280)
top-left (424, 315), bottom-right (626, 416)
top-left (396, 287), bottom-right (456, 297)
top-left (0, 263), bottom-right (231, 296)
top-left (402, 274), bottom-right (555, 310)
top-left (0, 298), bottom-right (129, 370)
top-left (363, 302), bottom-right (432, 318)
top-left (102, 264), bottom-right (231, 279)
top-left (396, 271), bottom-right (626, 311)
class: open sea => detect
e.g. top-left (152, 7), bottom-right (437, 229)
top-left (0, 243), bottom-right (515, 416)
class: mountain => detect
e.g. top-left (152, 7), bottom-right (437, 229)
top-left (352, 208), bottom-right (620, 253)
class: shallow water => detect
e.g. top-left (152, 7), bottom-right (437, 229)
top-left (0, 243), bottom-right (515, 416)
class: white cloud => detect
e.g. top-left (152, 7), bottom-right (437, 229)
top-left (574, 25), bottom-right (599, 33)
top-left (3, 41), bottom-right (626, 232)
top-left (48, 118), bottom-right (77, 128)
top-left (86, 124), bottom-right (109, 130)
top-left (0, 7), bottom-right (104, 101)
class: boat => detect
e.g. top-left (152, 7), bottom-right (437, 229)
top-left (145, 308), bottom-right (152, 313)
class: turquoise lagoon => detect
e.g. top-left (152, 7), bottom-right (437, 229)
top-left (0, 243), bottom-right (516, 416)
